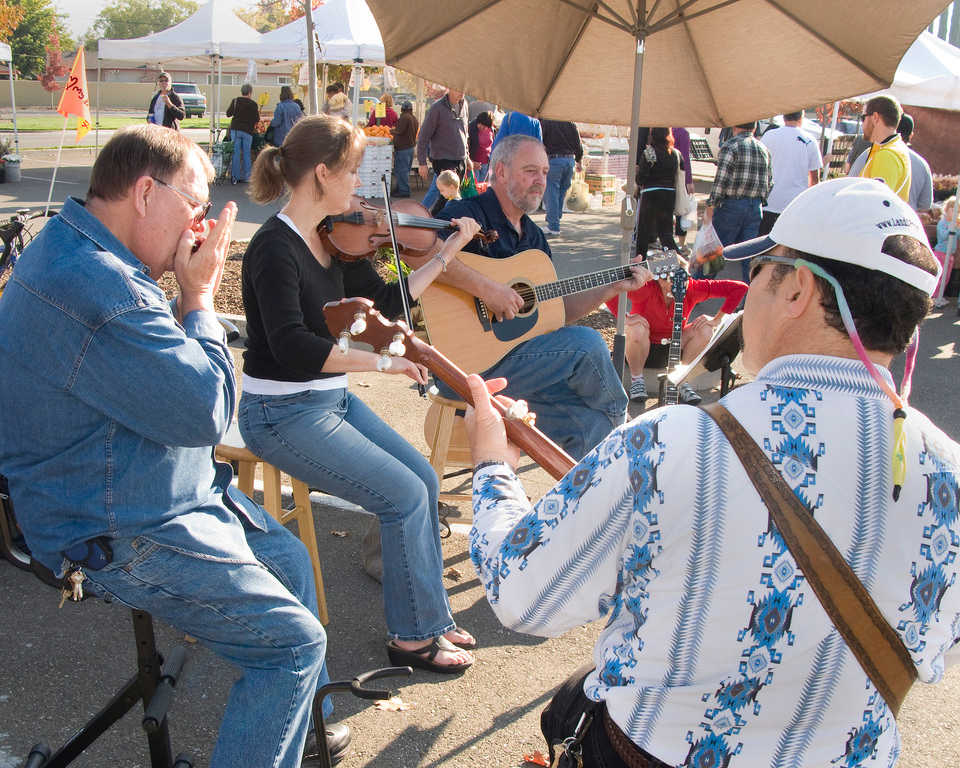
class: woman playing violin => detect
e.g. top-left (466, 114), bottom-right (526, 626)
top-left (239, 114), bottom-right (480, 673)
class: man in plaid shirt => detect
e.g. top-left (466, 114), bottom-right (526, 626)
top-left (703, 121), bottom-right (772, 281)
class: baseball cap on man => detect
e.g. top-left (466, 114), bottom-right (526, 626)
top-left (723, 177), bottom-right (940, 296)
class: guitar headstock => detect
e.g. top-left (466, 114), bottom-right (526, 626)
top-left (645, 249), bottom-right (683, 279)
top-left (322, 297), bottom-right (420, 365)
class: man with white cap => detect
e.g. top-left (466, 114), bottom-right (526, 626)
top-left (462, 177), bottom-right (959, 768)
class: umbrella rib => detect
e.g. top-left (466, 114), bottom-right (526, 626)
top-left (647, 0), bottom-right (740, 32)
top-left (557, 0), bottom-right (634, 34)
top-left (538, 5), bottom-right (599, 114)
top-left (596, 0), bottom-right (634, 31)
top-left (388, 0), bottom-right (507, 61)
top-left (676, 3), bottom-right (723, 125)
top-left (763, 0), bottom-right (886, 84)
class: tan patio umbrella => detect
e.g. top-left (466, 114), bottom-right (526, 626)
top-left (366, 0), bottom-right (948, 373)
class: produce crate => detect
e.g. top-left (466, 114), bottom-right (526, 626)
top-left (585, 173), bottom-right (617, 193)
top-left (601, 189), bottom-right (617, 207)
top-left (357, 138), bottom-right (393, 198)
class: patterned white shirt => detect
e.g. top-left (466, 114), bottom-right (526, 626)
top-left (471, 354), bottom-right (960, 768)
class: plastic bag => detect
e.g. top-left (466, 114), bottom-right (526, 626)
top-left (566, 171), bottom-right (590, 212)
top-left (692, 221), bottom-right (724, 266)
top-left (460, 169), bottom-right (479, 199)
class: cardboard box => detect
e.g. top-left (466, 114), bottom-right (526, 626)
top-left (585, 173), bottom-right (617, 193)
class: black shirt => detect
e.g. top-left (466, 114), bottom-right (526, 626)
top-left (636, 147), bottom-right (682, 189)
top-left (242, 216), bottom-right (408, 381)
top-left (435, 189), bottom-right (551, 260)
top-left (540, 119), bottom-right (583, 162)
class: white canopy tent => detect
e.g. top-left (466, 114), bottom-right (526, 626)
top-left (859, 31), bottom-right (960, 110)
top-left (0, 42), bottom-right (18, 156)
top-left (221, 0), bottom-right (385, 122)
top-left (96, 0), bottom-right (263, 147)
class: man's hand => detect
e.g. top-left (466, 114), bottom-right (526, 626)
top-left (175, 202), bottom-right (237, 318)
top-left (464, 374), bottom-right (523, 469)
top-left (481, 281), bottom-right (525, 320)
top-left (615, 263), bottom-right (655, 293)
top-left (418, 165), bottom-right (429, 180)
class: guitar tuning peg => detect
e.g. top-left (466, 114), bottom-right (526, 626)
top-left (337, 331), bottom-right (350, 354)
top-left (505, 398), bottom-right (537, 426)
top-left (427, 385), bottom-right (439, 397)
top-left (376, 350), bottom-right (393, 371)
top-left (350, 312), bottom-right (367, 336)
top-left (388, 333), bottom-right (406, 358)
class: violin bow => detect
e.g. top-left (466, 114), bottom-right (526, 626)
top-left (380, 173), bottom-right (425, 397)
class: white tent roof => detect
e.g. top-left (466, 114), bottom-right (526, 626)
top-left (0, 42), bottom-right (11, 62)
top-left (222, 0), bottom-right (384, 64)
top-left (860, 31), bottom-right (960, 110)
top-left (97, 0), bottom-right (261, 61)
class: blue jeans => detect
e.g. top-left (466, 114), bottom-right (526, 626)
top-left (475, 163), bottom-right (489, 183)
top-left (545, 156), bottom-right (576, 231)
top-left (421, 175), bottom-right (440, 210)
top-left (394, 147), bottom-right (414, 196)
top-left (437, 326), bottom-right (627, 460)
top-left (231, 129), bottom-right (252, 182)
top-left (711, 196), bottom-right (762, 282)
top-left (238, 388), bottom-right (456, 641)
top-left (83, 512), bottom-right (330, 768)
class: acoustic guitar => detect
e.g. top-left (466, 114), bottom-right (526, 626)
top-left (417, 248), bottom-right (680, 374)
top-left (322, 297), bottom-right (576, 480)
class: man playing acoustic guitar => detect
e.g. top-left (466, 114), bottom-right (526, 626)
top-left (408, 134), bottom-right (652, 460)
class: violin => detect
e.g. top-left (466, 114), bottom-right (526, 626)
top-left (317, 195), bottom-right (499, 262)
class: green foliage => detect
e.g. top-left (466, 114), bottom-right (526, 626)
top-left (378, 247), bottom-right (411, 283)
top-left (235, 0), bottom-right (292, 33)
top-left (10, 0), bottom-right (73, 80)
top-left (83, 0), bottom-right (198, 48)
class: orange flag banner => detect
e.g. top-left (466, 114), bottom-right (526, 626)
top-left (57, 48), bottom-right (92, 142)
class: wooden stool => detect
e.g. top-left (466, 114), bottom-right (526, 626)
top-left (423, 392), bottom-right (473, 506)
top-left (216, 424), bottom-right (329, 624)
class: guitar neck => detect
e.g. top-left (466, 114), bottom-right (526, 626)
top-left (663, 285), bottom-right (686, 406)
top-left (535, 264), bottom-right (634, 301)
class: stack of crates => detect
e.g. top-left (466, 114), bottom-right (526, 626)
top-left (585, 173), bottom-right (618, 207)
top-left (357, 138), bottom-right (393, 197)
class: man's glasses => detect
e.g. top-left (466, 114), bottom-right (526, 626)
top-left (151, 176), bottom-right (212, 226)
top-left (749, 253), bottom-right (797, 281)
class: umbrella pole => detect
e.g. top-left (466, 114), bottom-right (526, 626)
top-left (614, 34), bottom-right (646, 383)
top-left (8, 54), bottom-right (18, 156)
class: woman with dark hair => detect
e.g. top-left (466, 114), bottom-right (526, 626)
top-left (240, 115), bottom-right (481, 673)
top-left (635, 127), bottom-right (683, 257)
top-left (268, 85), bottom-right (304, 147)
top-left (468, 111), bottom-right (495, 182)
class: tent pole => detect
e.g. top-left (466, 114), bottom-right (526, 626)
top-left (351, 60), bottom-right (362, 124)
top-left (95, 59), bottom-right (101, 156)
top-left (209, 55), bottom-right (215, 151)
top-left (823, 101), bottom-right (841, 180)
top-left (217, 56), bottom-right (223, 138)
top-left (614, 33), bottom-right (646, 382)
top-left (8, 55), bottom-right (18, 156)
top-left (305, 0), bottom-right (319, 114)
top-left (321, 63), bottom-right (328, 105)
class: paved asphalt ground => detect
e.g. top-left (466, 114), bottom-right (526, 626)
top-left (1, 133), bottom-right (959, 768)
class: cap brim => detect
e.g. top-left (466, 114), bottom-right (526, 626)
top-left (722, 235), bottom-right (776, 262)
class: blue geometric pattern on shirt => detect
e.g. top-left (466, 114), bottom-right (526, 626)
top-left (619, 414), bottom-right (729, 748)
top-left (775, 400), bottom-right (889, 766)
top-left (591, 420), bottom-right (665, 690)
top-left (831, 697), bottom-right (888, 767)
top-left (898, 448), bottom-right (959, 673)
top-left (760, 356), bottom-right (891, 399)
top-left (683, 385), bottom-right (824, 768)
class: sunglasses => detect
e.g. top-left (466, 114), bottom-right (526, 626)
top-left (749, 253), bottom-right (797, 281)
top-left (151, 176), bottom-right (212, 226)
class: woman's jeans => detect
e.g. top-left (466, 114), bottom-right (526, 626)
top-left (230, 129), bottom-right (252, 182)
top-left (436, 326), bottom-right (627, 461)
top-left (239, 388), bottom-right (456, 641)
top-left (83, 513), bottom-right (330, 768)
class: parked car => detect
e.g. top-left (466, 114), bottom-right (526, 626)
top-left (172, 83), bottom-right (206, 118)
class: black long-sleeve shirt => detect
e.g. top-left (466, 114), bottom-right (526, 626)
top-left (241, 216), bottom-right (408, 381)
top-left (540, 119), bottom-right (583, 162)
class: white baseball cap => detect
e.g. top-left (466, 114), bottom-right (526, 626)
top-left (723, 177), bottom-right (941, 296)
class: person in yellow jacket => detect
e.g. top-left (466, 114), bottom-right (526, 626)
top-left (857, 95), bottom-right (911, 202)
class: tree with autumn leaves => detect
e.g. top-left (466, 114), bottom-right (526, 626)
top-left (5, 0), bottom-right (73, 80)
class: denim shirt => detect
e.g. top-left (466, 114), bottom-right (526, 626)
top-left (0, 197), bottom-right (267, 572)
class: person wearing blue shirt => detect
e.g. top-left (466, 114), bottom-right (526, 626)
top-left (0, 125), bottom-right (350, 767)
top-left (490, 110), bottom-right (543, 151)
top-left (269, 85), bottom-right (304, 147)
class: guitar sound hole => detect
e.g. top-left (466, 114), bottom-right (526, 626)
top-left (510, 281), bottom-right (536, 317)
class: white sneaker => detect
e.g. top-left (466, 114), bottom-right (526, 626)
top-left (679, 382), bottom-right (702, 405)
top-left (629, 378), bottom-right (648, 402)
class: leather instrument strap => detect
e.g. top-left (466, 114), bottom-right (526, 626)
top-left (700, 402), bottom-right (917, 716)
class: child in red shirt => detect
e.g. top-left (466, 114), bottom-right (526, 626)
top-left (605, 266), bottom-right (747, 404)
